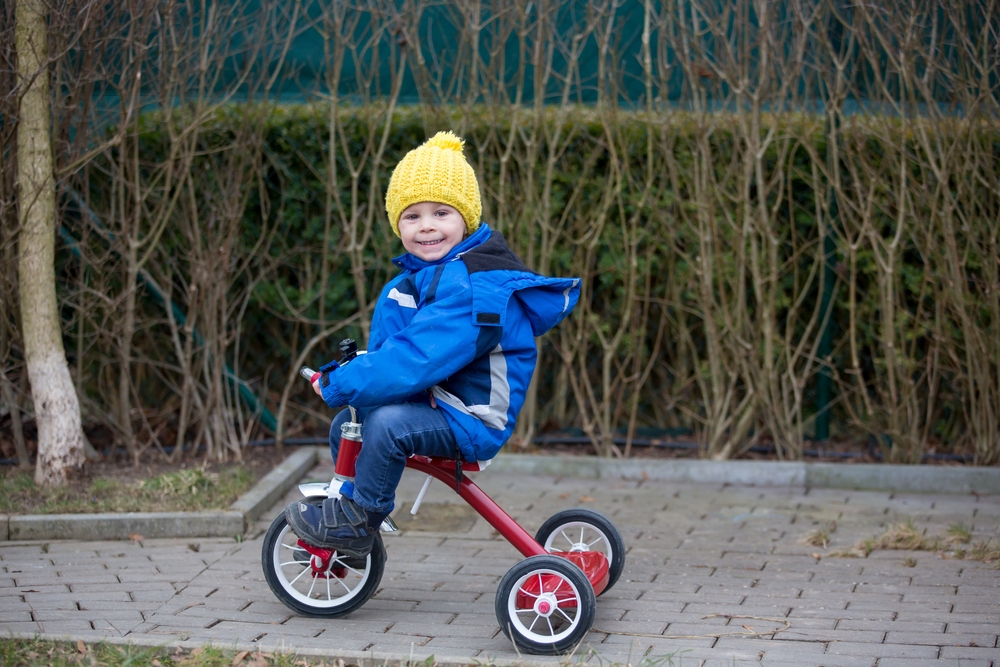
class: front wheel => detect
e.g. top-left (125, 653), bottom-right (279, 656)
top-left (495, 554), bottom-right (596, 655)
top-left (535, 508), bottom-right (626, 595)
top-left (261, 504), bottom-right (385, 617)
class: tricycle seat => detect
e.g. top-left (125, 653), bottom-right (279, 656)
top-left (408, 454), bottom-right (492, 473)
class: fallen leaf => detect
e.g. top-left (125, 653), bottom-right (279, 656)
top-left (152, 660), bottom-right (162, 667)
top-left (232, 650), bottom-right (250, 665)
top-left (248, 655), bottom-right (269, 667)
top-left (77, 639), bottom-right (87, 654)
top-left (641, 471), bottom-right (650, 481)
top-left (578, 496), bottom-right (595, 502)
top-left (558, 493), bottom-right (570, 499)
top-left (188, 543), bottom-right (201, 553)
top-left (129, 533), bottom-right (145, 543)
top-left (811, 553), bottom-right (822, 559)
top-left (191, 647), bottom-right (204, 657)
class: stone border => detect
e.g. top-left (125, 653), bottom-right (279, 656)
top-left (2, 449), bottom-right (998, 542)
top-left (0, 447), bottom-right (321, 543)
top-left (488, 454), bottom-right (1000, 494)
top-left (229, 446), bottom-right (322, 523)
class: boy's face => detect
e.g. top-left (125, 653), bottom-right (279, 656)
top-left (398, 202), bottom-right (467, 262)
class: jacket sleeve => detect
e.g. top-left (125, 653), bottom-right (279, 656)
top-left (320, 266), bottom-right (483, 408)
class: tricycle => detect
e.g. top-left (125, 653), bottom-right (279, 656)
top-left (261, 340), bottom-right (625, 655)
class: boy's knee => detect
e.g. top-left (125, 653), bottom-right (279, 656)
top-left (362, 405), bottom-right (401, 435)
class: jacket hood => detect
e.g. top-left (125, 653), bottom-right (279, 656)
top-left (460, 230), bottom-right (580, 337)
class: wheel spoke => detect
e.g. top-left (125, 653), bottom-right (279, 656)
top-left (306, 573), bottom-right (318, 598)
top-left (527, 613), bottom-right (540, 632)
top-left (586, 536), bottom-right (606, 549)
top-left (550, 576), bottom-right (566, 595)
top-left (335, 574), bottom-right (353, 593)
top-left (579, 526), bottom-right (585, 545)
top-left (326, 575), bottom-right (332, 600)
top-left (546, 616), bottom-right (555, 636)
top-left (558, 529), bottom-right (574, 548)
top-left (332, 556), bottom-right (364, 575)
top-left (288, 565), bottom-right (310, 586)
top-left (517, 586), bottom-right (540, 599)
top-left (556, 607), bottom-right (575, 623)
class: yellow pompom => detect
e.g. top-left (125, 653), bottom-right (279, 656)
top-left (425, 131), bottom-right (464, 152)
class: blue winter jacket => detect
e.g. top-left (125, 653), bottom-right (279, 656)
top-left (319, 224), bottom-right (580, 462)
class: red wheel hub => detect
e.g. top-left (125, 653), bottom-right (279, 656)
top-left (515, 551), bottom-right (609, 608)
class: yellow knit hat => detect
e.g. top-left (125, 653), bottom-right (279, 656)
top-left (385, 131), bottom-right (482, 237)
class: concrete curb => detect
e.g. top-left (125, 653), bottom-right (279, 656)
top-left (8, 510), bottom-right (246, 541)
top-left (3, 448), bottom-right (997, 543)
top-left (229, 446), bottom-right (321, 523)
top-left (0, 447), bottom-right (322, 543)
top-left (489, 454), bottom-right (1000, 494)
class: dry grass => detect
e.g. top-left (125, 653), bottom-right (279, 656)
top-left (0, 464), bottom-right (255, 515)
top-left (799, 529), bottom-right (831, 548)
top-left (946, 523), bottom-right (973, 545)
top-left (799, 521), bottom-right (837, 548)
top-left (825, 520), bottom-right (1000, 568)
top-left (0, 640), bottom-right (311, 667)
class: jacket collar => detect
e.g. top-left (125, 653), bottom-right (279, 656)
top-left (392, 223), bottom-right (492, 272)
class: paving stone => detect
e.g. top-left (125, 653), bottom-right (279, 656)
top-left (943, 622), bottom-right (1000, 635)
top-left (835, 619), bottom-right (945, 633)
top-left (33, 620), bottom-right (99, 633)
top-left (885, 631), bottom-right (998, 647)
top-left (938, 645), bottom-right (1000, 659)
top-left (714, 637), bottom-right (828, 656)
top-left (758, 657), bottom-right (875, 667)
top-left (875, 659), bottom-right (993, 667)
top-left (0, 611), bottom-right (33, 622)
top-left (826, 641), bottom-right (939, 658)
top-left (3, 467), bottom-right (999, 667)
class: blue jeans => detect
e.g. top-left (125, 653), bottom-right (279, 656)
top-left (329, 403), bottom-right (460, 515)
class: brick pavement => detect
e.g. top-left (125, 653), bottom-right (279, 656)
top-left (2, 460), bottom-right (998, 666)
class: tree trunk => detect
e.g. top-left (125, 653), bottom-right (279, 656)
top-left (16, 0), bottom-right (86, 485)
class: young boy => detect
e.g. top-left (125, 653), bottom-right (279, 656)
top-left (284, 131), bottom-right (580, 557)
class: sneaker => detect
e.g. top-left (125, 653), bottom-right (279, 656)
top-left (284, 496), bottom-right (376, 558)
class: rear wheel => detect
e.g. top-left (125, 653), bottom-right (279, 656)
top-left (261, 503), bottom-right (384, 617)
top-left (495, 555), bottom-right (596, 655)
top-left (534, 508), bottom-right (626, 595)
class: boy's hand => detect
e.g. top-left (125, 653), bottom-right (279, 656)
top-left (312, 378), bottom-right (322, 396)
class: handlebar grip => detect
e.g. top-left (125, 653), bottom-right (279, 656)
top-left (300, 367), bottom-right (320, 383)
